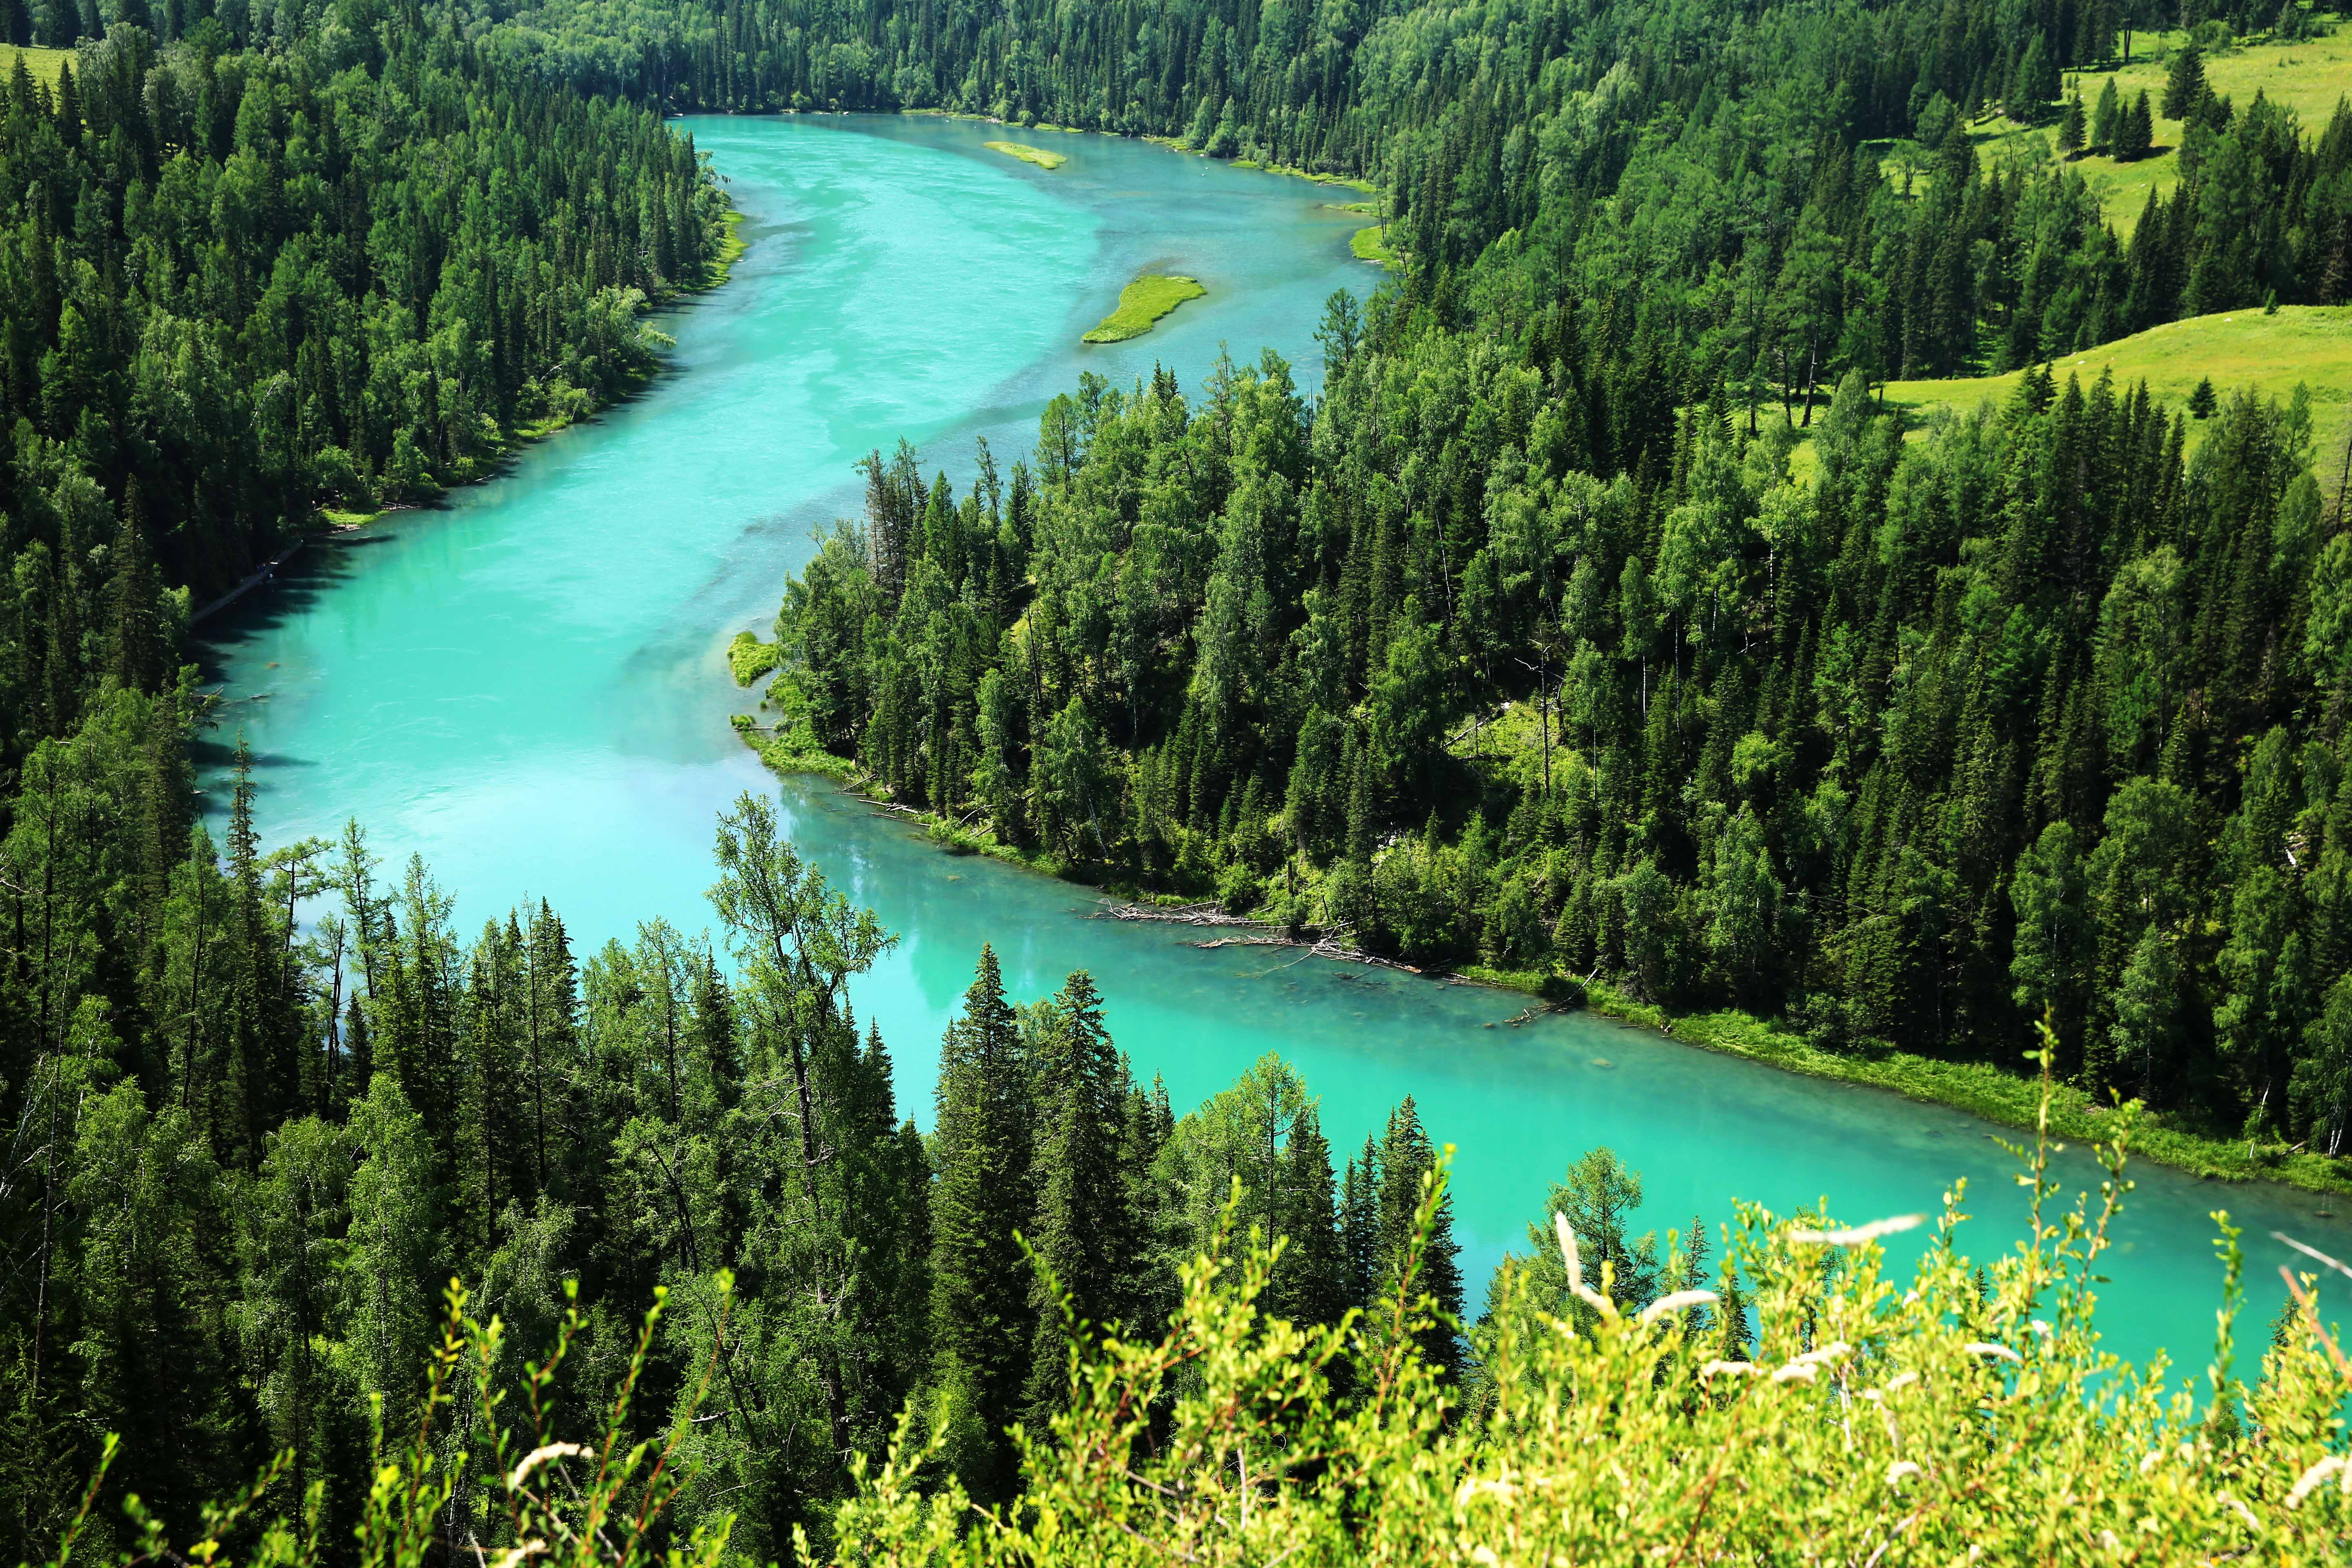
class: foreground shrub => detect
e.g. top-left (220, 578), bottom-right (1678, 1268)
top-left (32, 1065), bottom-right (2352, 1567)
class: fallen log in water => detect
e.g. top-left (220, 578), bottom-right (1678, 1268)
top-left (1089, 899), bottom-right (1425, 972)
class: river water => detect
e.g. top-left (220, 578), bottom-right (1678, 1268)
top-left (196, 114), bottom-right (2350, 1370)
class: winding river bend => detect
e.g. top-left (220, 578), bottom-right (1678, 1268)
top-left (198, 114), bottom-right (2350, 1369)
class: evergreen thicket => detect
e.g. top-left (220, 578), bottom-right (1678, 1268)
top-left (770, 316), bottom-right (2352, 1158)
top-left (0, 739), bottom-right (1477, 1558)
top-left (0, 9), bottom-right (724, 607)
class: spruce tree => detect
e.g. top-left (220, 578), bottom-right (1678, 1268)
top-left (929, 946), bottom-right (1035, 1501)
top-left (1274, 1103), bottom-right (1348, 1330)
top-left (1373, 1097), bottom-right (1463, 1380)
top-left (1340, 1133), bottom-right (1381, 1312)
top-left (2058, 89), bottom-right (2086, 156)
top-left (107, 477), bottom-right (160, 690)
top-left (1022, 971), bottom-right (1137, 1426)
top-left (2116, 89), bottom-right (2155, 160)
top-left (2092, 76), bottom-right (2120, 149)
top-left (2161, 43), bottom-right (2206, 121)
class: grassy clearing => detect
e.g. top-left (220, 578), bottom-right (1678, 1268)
top-left (1351, 223), bottom-right (1397, 266)
top-left (1953, 24), bottom-right (2352, 232)
top-left (0, 45), bottom-right (71, 88)
top-left (1882, 304), bottom-right (2352, 455)
top-left (1082, 274), bottom-right (1206, 343)
top-left (728, 630), bottom-right (782, 686)
top-left (983, 139), bottom-right (1066, 170)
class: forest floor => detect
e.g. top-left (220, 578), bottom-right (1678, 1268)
top-left (1083, 275), bottom-right (1206, 342)
top-left (1950, 23), bottom-right (2352, 234)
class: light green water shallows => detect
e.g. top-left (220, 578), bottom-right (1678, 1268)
top-left (199, 115), bottom-right (2349, 1369)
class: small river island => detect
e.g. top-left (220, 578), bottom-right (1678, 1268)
top-left (1083, 274), bottom-right (1207, 342)
top-left (983, 138), bottom-right (1066, 169)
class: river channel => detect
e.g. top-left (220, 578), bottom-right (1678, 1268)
top-left (196, 113), bottom-right (2351, 1370)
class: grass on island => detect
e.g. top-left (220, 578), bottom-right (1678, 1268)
top-left (728, 630), bottom-right (782, 686)
top-left (0, 45), bottom-right (71, 87)
top-left (1917, 24), bottom-right (2352, 233)
top-left (1351, 223), bottom-right (1397, 266)
top-left (1082, 274), bottom-right (1206, 343)
top-left (984, 140), bottom-right (1066, 170)
top-left (1881, 304), bottom-right (2352, 456)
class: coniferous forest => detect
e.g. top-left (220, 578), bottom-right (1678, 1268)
top-left (3, 0), bottom-right (2352, 1562)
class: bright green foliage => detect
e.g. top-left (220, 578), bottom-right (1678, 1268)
top-left (37, 1078), bottom-right (2352, 1568)
top-left (833, 1094), bottom-right (2352, 1566)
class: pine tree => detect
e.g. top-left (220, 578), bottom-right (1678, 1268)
top-left (2116, 89), bottom-right (2155, 160)
top-left (2161, 43), bottom-right (2206, 121)
top-left (2058, 89), bottom-right (2086, 156)
top-left (929, 946), bottom-right (1035, 1501)
top-left (1373, 1097), bottom-right (1463, 1381)
top-left (1022, 971), bottom-right (1137, 1426)
top-left (2092, 76), bottom-right (2121, 150)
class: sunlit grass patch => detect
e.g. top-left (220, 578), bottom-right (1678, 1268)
top-left (0, 45), bottom-right (72, 87)
top-left (1882, 304), bottom-right (2352, 455)
top-left (984, 139), bottom-right (1066, 170)
top-left (1082, 274), bottom-right (1205, 343)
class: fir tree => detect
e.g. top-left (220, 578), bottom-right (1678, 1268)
top-left (2092, 76), bottom-right (2121, 149)
top-left (2116, 89), bottom-right (2156, 160)
top-left (929, 946), bottom-right (1035, 1501)
top-left (2161, 43), bottom-right (2207, 121)
top-left (1373, 1097), bottom-right (1463, 1381)
top-left (1022, 971), bottom-right (1138, 1426)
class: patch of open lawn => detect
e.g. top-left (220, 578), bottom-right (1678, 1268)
top-left (1880, 304), bottom-right (2352, 457)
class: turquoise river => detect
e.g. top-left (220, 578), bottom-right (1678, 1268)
top-left (198, 114), bottom-right (2350, 1370)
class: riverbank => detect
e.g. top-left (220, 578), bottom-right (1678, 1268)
top-left (735, 721), bottom-right (2352, 1201)
top-left (895, 106), bottom-right (1381, 196)
top-left (276, 198), bottom-right (746, 561)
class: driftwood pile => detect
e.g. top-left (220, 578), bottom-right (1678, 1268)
top-left (1089, 900), bottom-right (1425, 974)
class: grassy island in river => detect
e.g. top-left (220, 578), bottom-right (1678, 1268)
top-left (1082, 274), bottom-right (1206, 342)
top-left (983, 138), bottom-right (1065, 169)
